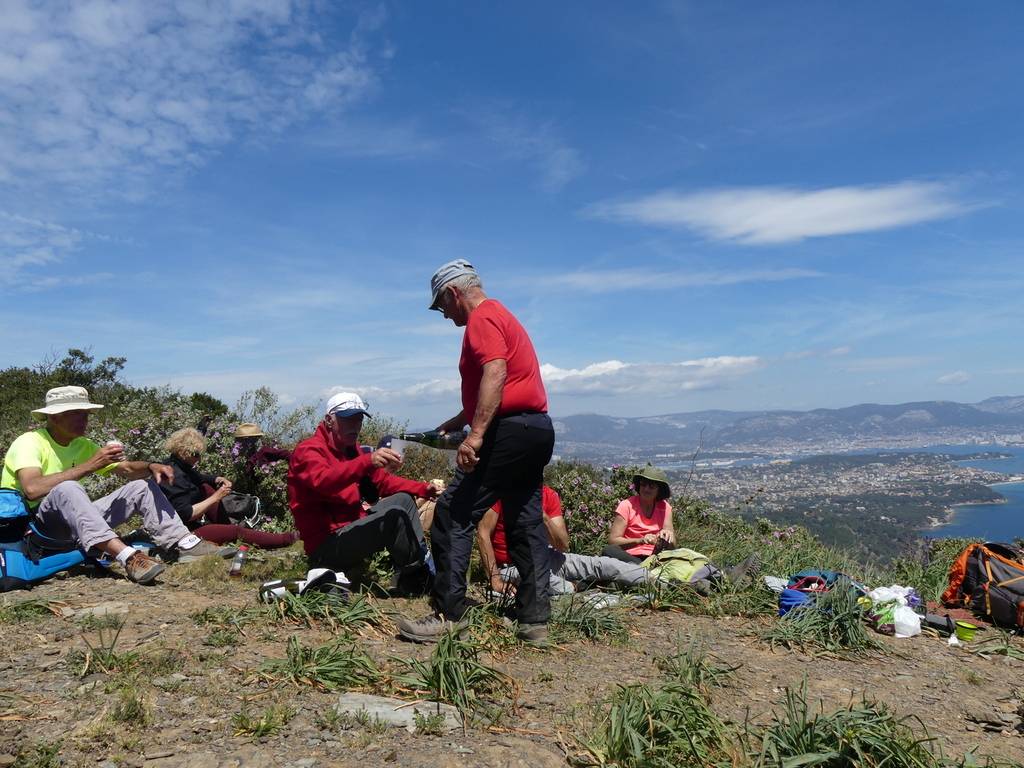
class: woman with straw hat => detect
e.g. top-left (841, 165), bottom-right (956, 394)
top-left (602, 464), bottom-right (675, 564)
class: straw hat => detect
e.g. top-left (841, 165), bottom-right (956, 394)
top-left (31, 386), bottom-right (104, 422)
top-left (234, 423), bottom-right (265, 438)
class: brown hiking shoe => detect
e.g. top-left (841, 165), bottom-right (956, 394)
top-left (124, 551), bottom-right (165, 585)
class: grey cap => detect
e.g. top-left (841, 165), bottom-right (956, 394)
top-left (429, 259), bottom-right (477, 310)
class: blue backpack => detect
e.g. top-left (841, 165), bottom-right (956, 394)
top-left (0, 540), bottom-right (86, 592)
top-left (0, 489), bottom-right (32, 542)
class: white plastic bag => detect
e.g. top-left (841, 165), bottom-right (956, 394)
top-left (892, 604), bottom-right (921, 638)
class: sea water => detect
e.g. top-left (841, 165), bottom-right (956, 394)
top-left (925, 445), bottom-right (1024, 541)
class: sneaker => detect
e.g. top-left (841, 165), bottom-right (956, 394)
top-left (397, 613), bottom-right (460, 644)
top-left (176, 540), bottom-right (237, 563)
top-left (516, 622), bottom-right (549, 645)
top-left (124, 551), bottom-right (165, 585)
top-left (724, 555), bottom-right (762, 588)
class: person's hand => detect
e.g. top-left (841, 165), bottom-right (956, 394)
top-left (370, 447), bottom-right (403, 471)
top-left (490, 575), bottom-right (515, 598)
top-left (213, 484), bottom-right (232, 501)
top-left (457, 434), bottom-right (483, 472)
top-left (148, 463), bottom-right (175, 485)
top-left (85, 445), bottom-right (124, 473)
top-left (659, 529), bottom-right (676, 546)
top-left (642, 533), bottom-right (659, 545)
top-left (215, 477), bottom-right (232, 490)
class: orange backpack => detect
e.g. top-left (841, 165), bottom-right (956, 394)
top-left (942, 542), bottom-right (1024, 629)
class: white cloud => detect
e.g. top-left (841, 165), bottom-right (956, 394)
top-left (540, 356), bottom-right (762, 396)
top-left (0, 210), bottom-right (120, 289)
top-left (937, 370), bottom-right (971, 385)
top-left (0, 1), bottom-right (382, 195)
top-left (590, 181), bottom-right (972, 244)
top-left (551, 267), bottom-right (822, 292)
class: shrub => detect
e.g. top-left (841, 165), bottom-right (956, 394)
top-left (545, 462), bottom-right (641, 555)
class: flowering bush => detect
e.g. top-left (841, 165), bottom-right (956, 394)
top-left (544, 462), bottom-right (642, 555)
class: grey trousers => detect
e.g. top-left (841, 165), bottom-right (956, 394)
top-left (36, 479), bottom-right (190, 554)
top-left (501, 549), bottom-right (653, 595)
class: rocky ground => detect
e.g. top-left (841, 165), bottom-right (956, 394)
top-left (2, 552), bottom-right (1023, 768)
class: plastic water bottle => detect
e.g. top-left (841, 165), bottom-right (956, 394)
top-left (228, 545), bottom-right (249, 577)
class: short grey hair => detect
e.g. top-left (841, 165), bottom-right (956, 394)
top-left (447, 273), bottom-right (482, 293)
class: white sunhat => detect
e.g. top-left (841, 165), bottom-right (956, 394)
top-left (31, 386), bottom-right (105, 422)
top-left (325, 391), bottom-right (371, 418)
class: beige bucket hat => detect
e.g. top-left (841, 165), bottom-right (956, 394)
top-left (234, 423), bottom-right (265, 438)
top-left (31, 386), bottom-right (105, 422)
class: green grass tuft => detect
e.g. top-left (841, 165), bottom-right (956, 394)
top-left (258, 635), bottom-right (380, 691)
top-left (760, 581), bottom-right (884, 658)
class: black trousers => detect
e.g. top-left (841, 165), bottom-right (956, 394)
top-left (429, 412), bottom-right (555, 623)
top-left (311, 493), bottom-right (427, 579)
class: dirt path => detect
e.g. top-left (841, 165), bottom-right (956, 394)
top-left (2, 567), bottom-right (1022, 767)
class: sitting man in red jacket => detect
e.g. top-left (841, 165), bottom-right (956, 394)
top-left (287, 392), bottom-right (439, 594)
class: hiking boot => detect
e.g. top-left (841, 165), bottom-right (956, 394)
top-left (397, 613), bottom-right (463, 644)
top-left (176, 540), bottom-right (237, 563)
top-left (515, 622), bottom-right (549, 645)
top-left (690, 578), bottom-right (713, 596)
top-left (724, 555), bottom-right (762, 588)
top-left (124, 551), bottom-right (165, 585)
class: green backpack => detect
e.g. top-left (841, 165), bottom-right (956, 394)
top-left (641, 547), bottom-right (709, 583)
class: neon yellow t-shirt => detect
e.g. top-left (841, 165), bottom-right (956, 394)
top-left (1, 429), bottom-right (116, 508)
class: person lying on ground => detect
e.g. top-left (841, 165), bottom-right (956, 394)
top-left (603, 465), bottom-right (676, 564)
top-left (287, 392), bottom-right (439, 594)
top-left (0, 387), bottom-right (234, 585)
top-left (478, 485), bottom-right (654, 597)
top-left (160, 427), bottom-right (299, 550)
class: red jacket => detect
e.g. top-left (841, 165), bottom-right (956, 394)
top-left (287, 423), bottom-right (431, 555)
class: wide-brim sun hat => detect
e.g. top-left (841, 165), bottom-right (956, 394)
top-left (31, 386), bottom-right (104, 422)
top-left (633, 464), bottom-right (671, 501)
top-left (325, 391), bottom-right (371, 418)
top-left (428, 258), bottom-right (477, 311)
top-left (234, 423), bottom-right (265, 438)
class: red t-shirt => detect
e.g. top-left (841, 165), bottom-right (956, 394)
top-left (491, 486), bottom-right (562, 566)
top-left (459, 299), bottom-right (548, 421)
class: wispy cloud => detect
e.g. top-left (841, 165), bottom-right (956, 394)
top-left (550, 266), bottom-right (822, 292)
top-left (589, 181), bottom-right (974, 244)
top-left (0, 211), bottom-right (118, 289)
top-left (841, 355), bottom-right (934, 373)
top-left (540, 356), bottom-right (762, 396)
top-left (937, 370), bottom-right (970, 385)
top-left (0, 1), bottom-right (383, 195)
top-left (463, 105), bottom-right (584, 192)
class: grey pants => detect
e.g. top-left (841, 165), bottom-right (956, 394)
top-left (36, 479), bottom-right (190, 554)
top-left (501, 549), bottom-right (653, 595)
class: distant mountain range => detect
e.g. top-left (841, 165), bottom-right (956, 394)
top-left (552, 396), bottom-right (1024, 458)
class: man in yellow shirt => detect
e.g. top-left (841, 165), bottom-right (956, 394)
top-left (1, 387), bottom-right (232, 584)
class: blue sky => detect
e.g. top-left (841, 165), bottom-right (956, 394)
top-left (2, 1), bottom-right (1022, 427)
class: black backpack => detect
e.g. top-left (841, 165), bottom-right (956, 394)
top-left (943, 542), bottom-right (1024, 629)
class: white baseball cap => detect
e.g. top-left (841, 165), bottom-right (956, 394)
top-left (325, 392), bottom-right (370, 418)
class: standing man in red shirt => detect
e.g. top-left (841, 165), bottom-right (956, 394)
top-left (398, 260), bottom-right (556, 644)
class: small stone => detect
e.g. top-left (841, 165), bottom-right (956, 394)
top-left (144, 750), bottom-right (176, 760)
top-left (0, 755), bottom-right (16, 768)
top-left (42, 647), bottom-right (60, 656)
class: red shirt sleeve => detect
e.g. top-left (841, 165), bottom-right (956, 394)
top-left (464, 310), bottom-right (509, 366)
top-left (290, 442), bottom-right (374, 500)
top-left (542, 486), bottom-right (563, 519)
top-left (374, 469), bottom-right (432, 499)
